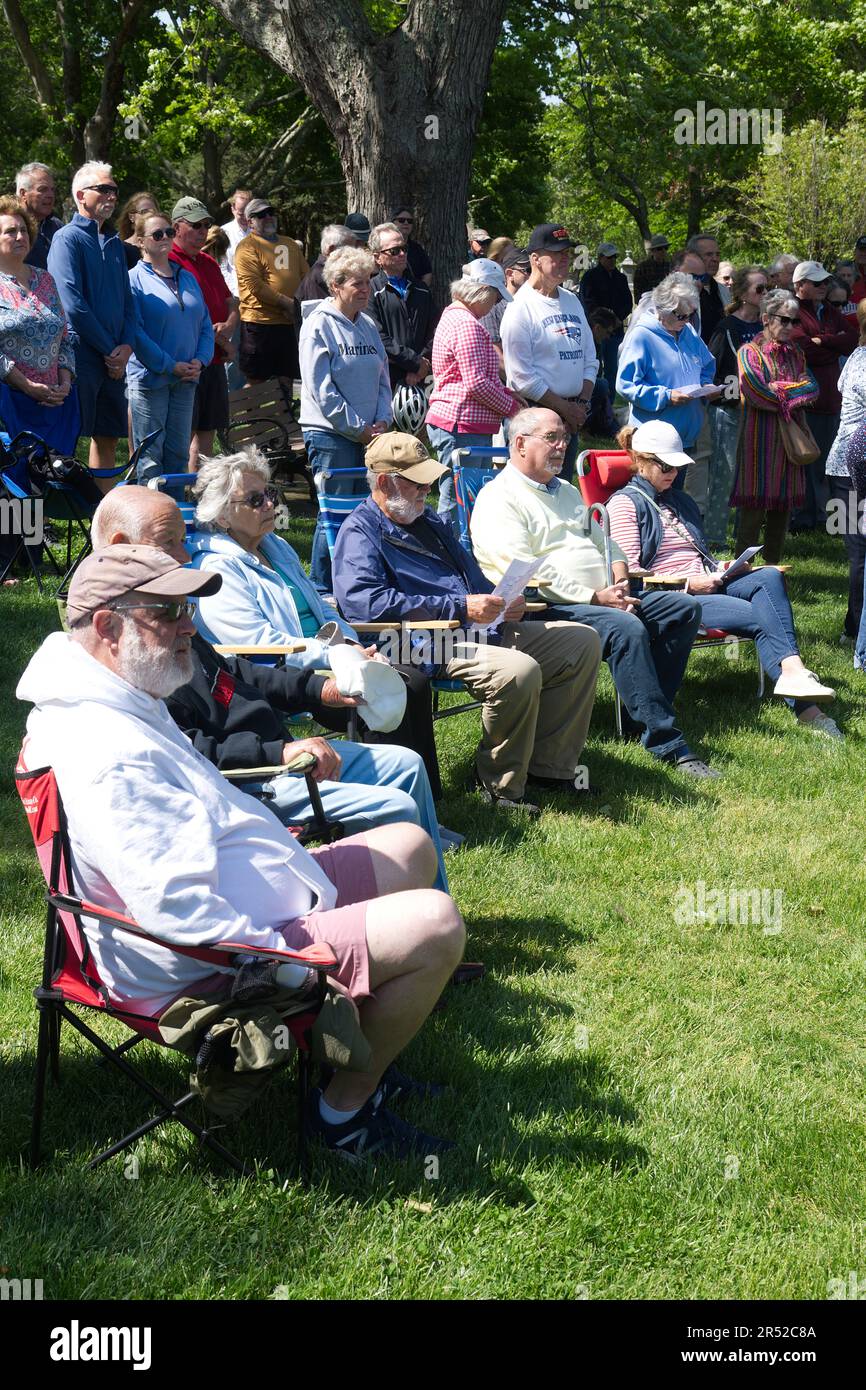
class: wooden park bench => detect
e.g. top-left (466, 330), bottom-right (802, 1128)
top-left (220, 380), bottom-right (314, 500)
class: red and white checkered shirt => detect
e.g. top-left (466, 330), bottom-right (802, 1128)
top-left (427, 302), bottom-right (520, 434)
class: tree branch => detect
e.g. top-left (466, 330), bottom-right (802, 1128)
top-left (2, 0), bottom-right (58, 111)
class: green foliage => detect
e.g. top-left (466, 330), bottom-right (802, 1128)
top-left (469, 46), bottom-right (549, 236)
top-left (747, 116), bottom-right (866, 263)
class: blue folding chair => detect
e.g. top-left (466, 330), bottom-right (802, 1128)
top-left (450, 445), bottom-right (509, 552)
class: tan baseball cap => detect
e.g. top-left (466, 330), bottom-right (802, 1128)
top-left (67, 545), bottom-right (221, 624)
top-left (365, 432), bottom-right (447, 484)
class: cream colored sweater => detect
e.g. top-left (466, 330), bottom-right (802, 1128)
top-left (470, 464), bottom-right (625, 605)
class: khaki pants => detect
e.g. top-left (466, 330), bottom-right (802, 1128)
top-left (444, 621), bottom-right (601, 798)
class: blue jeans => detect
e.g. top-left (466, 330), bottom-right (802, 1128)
top-left (128, 378), bottom-right (197, 483)
top-left (426, 426), bottom-right (494, 533)
top-left (696, 567), bottom-right (799, 680)
top-left (303, 429), bottom-right (366, 592)
top-left (541, 589), bottom-right (701, 760)
top-left (247, 740), bottom-right (448, 891)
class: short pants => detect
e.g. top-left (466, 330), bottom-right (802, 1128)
top-left (192, 360), bottom-right (230, 433)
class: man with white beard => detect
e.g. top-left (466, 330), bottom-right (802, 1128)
top-left (17, 546), bottom-right (465, 1162)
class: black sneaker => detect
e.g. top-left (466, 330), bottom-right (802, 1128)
top-left (526, 773), bottom-right (601, 798)
top-left (318, 1062), bottom-right (447, 1106)
top-left (470, 772), bottom-right (541, 819)
top-left (306, 1086), bottom-right (455, 1164)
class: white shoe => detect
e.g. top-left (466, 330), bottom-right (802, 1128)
top-left (773, 670), bottom-right (835, 701)
top-left (799, 712), bottom-right (844, 740)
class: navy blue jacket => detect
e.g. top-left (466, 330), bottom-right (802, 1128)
top-left (47, 212), bottom-right (136, 357)
top-left (334, 496), bottom-right (494, 626)
top-left (25, 216), bottom-right (63, 271)
top-left (622, 475), bottom-right (716, 570)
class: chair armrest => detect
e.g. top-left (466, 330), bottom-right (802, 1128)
top-left (222, 751), bottom-right (316, 779)
top-left (50, 890), bottom-right (338, 971)
top-left (524, 601), bottom-right (547, 612)
top-left (213, 643), bottom-right (307, 656)
top-left (352, 620), bottom-right (461, 633)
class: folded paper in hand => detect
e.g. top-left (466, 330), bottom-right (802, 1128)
top-left (327, 645), bottom-right (407, 732)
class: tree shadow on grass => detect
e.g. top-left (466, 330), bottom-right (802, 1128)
top-left (0, 974), bottom-right (644, 1209)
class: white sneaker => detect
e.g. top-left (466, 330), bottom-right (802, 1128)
top-left (799, 712), bottom-right (844, 740)
top-left (773, 670), bottom-right (835, 701)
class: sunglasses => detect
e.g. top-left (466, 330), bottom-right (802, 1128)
top-left (181, 218), bottom-right (213, 230)
top-left (668, 310), bottom-right (692, 322)
top-left (112, 599), bottom-right (195, 621)
top-left (395, 216), bottom-right (414, 224)
top-left (250, 208), bottom-right (275, 219)
top-left (146, 227), bottom-right (173, 241)
top-left (85, 184), bottom-right (119, 195)
top-left (774, 314), bottom-right (801, 325)
top-left (233, 484), bottom-right (279, 510)
top-left (650, 458), bottom-right (677, 474)
top-left (751, 283), bottom-right (768, 293)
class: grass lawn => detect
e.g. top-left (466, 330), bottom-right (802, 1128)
top-left (1, 504), bottom-right (865, 1301)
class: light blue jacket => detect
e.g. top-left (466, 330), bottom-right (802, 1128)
top-left (127, 260), bottom-right (214, 388)
top-left (616, 317), bottom-right (716, 447)
top-left (186, 529), bottom-right (356, 669)
top-left (298, 298), bottom-right (392, 440)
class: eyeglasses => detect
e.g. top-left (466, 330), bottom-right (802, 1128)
top-left (668, 310), bottom-right (692, 322)
top-left (112, 599), bottom-right (196, 622)
top-left (773, 314), bottom-right (801, 325)
top-left (146, 227), bottom-right (173, 241)
top-left (380, 246), bottom-right (406, 256)
top-left (530, 431), bottom-right (570, 446)
top-left (751, 284), bottom-right (768, 293)
top-left (85, 184), bottom-right (119, 195)
top-left (233, 484), bottom-right (279, 510)
top-left (250, 208), bottom-right (275, 219)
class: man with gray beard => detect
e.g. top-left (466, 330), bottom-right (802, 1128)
top-left (17, 545), bottom-right (466, 1162)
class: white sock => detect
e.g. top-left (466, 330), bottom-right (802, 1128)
top-left (319, 1095), bottom-right (362, 1125)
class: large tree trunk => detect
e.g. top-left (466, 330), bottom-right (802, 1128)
top-left (209, 0), bottom-right (508, 304)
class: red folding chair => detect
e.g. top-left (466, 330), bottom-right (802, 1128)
top-left (15, 742), bottom-right (339, 1179)
top-left (576, 449), bottom-right (764, 734)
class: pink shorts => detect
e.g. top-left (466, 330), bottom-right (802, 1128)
top-left (280, 833), bottom-right (377, 1002)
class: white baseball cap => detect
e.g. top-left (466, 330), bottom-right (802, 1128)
top-left (461, 257), bottom-right (512, 301)
top-left (792, 260), bottom-right (830, 284)
top-left (630, 420), bottom-right (693, 468)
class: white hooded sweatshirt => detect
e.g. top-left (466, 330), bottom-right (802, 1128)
top-left (17, 633), bottom-right (336, 1013)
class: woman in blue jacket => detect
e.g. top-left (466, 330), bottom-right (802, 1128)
top-left (617, 271), bottom-right (723, 487)
top-left (127, 211), bottom-right (214, 481)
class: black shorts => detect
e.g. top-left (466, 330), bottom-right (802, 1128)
top-left (191, 361), bottom-right (229, 433)
top-left (239, 321), bottom-right (300, 382)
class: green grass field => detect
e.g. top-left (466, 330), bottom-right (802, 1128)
top-left (1, 507), bottom-right (865, 1301)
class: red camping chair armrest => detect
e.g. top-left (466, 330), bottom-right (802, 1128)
top-left (47, 891), bottom-right (339, 972)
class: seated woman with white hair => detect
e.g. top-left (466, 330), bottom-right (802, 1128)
top-left (616, 271), bottom-right (723, 490)
top-left (426, 260), bottom-right (521, 530)
top-left (186, 445), bottom-right (447, 799)
top-left (606, 420), bottom-right (841, 739)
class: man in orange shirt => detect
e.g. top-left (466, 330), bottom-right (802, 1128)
top-left (234, 197), bottom-right (309, 388)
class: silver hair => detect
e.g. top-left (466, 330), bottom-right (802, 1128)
top-left (509, 407), bottom-right (553, 442)
top-left (368, 221), bottom-right (404, 254)
top-left (71, 161), bottom-right (113, 199)
top-left (321, 223), bottom-right (354, 256)
top-left (323, 245), bottom-right (376, 289)
top-left (91, 485), bottom-right (174, 548)
top-left (686, 232), bottom-right (719, 253)
top-left (450, 275), bottom-right (497, 308)
top-left (762, 288), bottom-right (799, 320)
top-left (769, 254), bottom-right (799, 273)
top-left (652, 271), bottom-right (700, 316)
top-left (16, 162), bottom-right (53, 192)
top-left (193, 447), bottom-right (271, 528)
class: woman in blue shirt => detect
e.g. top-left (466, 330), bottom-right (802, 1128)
top-left (127, 211), bottom-right (214, 482)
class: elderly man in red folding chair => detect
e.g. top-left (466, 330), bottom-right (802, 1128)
top-left (16, 546), bottom-right (465, 1163)
top-left (470, 406), bottom-right (719, 779)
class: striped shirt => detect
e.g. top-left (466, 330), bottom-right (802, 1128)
top-left (606, 491), bottom-right (708, 577)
